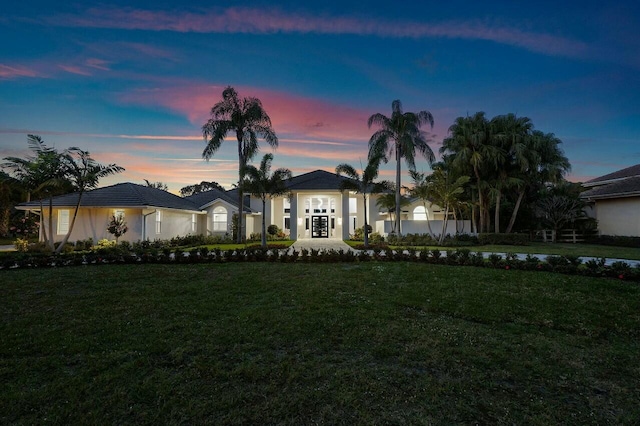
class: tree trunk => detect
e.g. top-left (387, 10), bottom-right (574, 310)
top-left (474, 166), bottom-right (484, 233)
top-left (237, 135), bottom-right (244, 244)
top-left (55, 190), bottom-right (84, 254)
top-left (395, 145), bottom-right (402, 236)
top-left (261, 199), bottom-right (267, 248)
top-left (363, 194), bottom-right (369, 248)
top-left (47, 195), bottom-right (54, 251)
top-left (424, 202), bottom-right (436, 239)
top-left (439, 204), bottom-right (450, 245)
top-left (505, 190), bottom-right (525, 234)
top-left (494, 189), bottom-right (501, 234)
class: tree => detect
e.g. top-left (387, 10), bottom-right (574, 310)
top-left (55, 148), bottom-right (123, 254)
top-left (107, 214), bottom-right (128, 243)
top-left (335, 156), bottom-right (391, 248)
top-left (440, 112), bottom-right (501, 233)
top-left (408, 170), bottom-right (437, 239)
top-left (2, 135), bottom-right (71, 250)
top-left (535, 195), bottom-right (584, 243)
top-left (180, 181), bottom-right (225, 197)
top-left (242, 154), bottom-right (291, 248)
top-left (375, 190), bottom-right (410, 234)
top-left (426, 166), bottom-right (470, 244)
top-left (368, 100), bottom-right (435, 236)
top-left (144, 179), bottom-right (168, 191)
top-left (202, 86), bottom-right (278, 243)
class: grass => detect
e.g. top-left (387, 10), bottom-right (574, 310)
top-left (2, 263), bottom-right (639, 424)
top-left (345, 240), bottom-right (640, 261)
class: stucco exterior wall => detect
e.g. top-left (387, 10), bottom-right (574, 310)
top-left (40, 207), bottom-right (144, 243)
top-left (595, 197), bottom-right (640, 237)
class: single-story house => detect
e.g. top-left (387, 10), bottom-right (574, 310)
top-left (581, 164), bottom-right (640, 237)
top-left (17, 169), bottom-right (471, 243)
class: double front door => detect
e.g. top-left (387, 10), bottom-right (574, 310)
top-left (311, 215), bottom-right (329, 238)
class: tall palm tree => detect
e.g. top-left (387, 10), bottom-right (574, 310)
top-left (242, 154), bottom-right (291, 248)
top-left (202, 86), bottom-right (278, 243)
top-left (440, 112), bottom-right (500, 233)
top-left (335, 156), bottom-right (391, 248)
top-left (55, 148), bottom-right (123, 254)
top-left (427, 166), bottom-right (470, 244)
top-left (368, 100), bottom-right (435, 236)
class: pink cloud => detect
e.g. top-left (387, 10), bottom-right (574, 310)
top-left (0, 63), bottom-right (40, 79)
top-left (59, 64), bottom-right (92, 76)
top-left (85, 58), bottom-right (111, 71)
top-left (118, 84), bottom-right (373, 143)
top-left (51, 7), bottom-right (589, 58)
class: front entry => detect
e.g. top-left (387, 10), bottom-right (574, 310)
top-left (311, 215), bottom-right (329, 238)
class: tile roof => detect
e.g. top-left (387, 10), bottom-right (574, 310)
top-left (584, 163), bottom-right (640, 186)
top-left (285, 169), bottom-right (357, 191)
top-left (17, 182), bottom-right (202, 211)
top-left (185, 188), bottom-right (253, 213)
top-left (581, 176), bottom-right (640, 200)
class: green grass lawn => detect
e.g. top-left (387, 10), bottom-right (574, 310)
top-left (346, 240), bottom-right (640, 261)
top-left (2, 263), bottom-right (639, 424)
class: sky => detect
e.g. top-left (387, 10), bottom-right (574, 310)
top-left (1, 1), bottom-right (639, 193)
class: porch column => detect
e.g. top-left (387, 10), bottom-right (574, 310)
top-left (341, 192), bottom-right (350, 240)
top-left (290, 193), bottom-right (298, 240)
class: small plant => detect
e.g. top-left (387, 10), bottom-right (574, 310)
top-left (14, 237), bottom-right (29, 252)
top-left (107, 215), bottom-right (128, 243)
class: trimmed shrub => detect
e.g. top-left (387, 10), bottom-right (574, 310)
top-left (478, 233), bottom-right (529, 246)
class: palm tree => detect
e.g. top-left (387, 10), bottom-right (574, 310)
top-left (242, 154), bottom-right (291, 248)
top-left (202, 86), bottom-right (278, 243)
top-left (335, 156), bottom-right (391, 248)
top-left (2, 135), bottom-right (70, 250)
top-left (368, 100), bottom-right (435, 236)
top-left (440, 112), bottom-right (500, 233)
top-left (408, 170), bottom-right (437, 239)
top-left (504, 130), bottom-right (570, 233)
top-left (55, 148), bottom-right (123, 254)
top-left (375, 190), bottom-right (410, 235)
top-left (426, 166), bottom-right (470, 244)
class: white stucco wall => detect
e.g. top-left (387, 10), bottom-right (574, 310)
top-left (39, 207), bottom-right (144, 243)
top-left (595, 197), bottom-right (640, 237)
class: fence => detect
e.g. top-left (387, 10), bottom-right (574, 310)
top-left (533, 229), bottom-right (597, 243)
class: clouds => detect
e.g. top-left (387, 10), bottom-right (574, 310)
top-left (0, 63), bottom-right (41, 79)
top-left (48, 6), bottom-right (588, 59)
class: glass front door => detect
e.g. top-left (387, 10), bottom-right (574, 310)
top-left (311, 216), bottom-right (329, 238)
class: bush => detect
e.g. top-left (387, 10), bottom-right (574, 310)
top-left (14, 238), bottom-right (29, 252)
top-left (478, 233), bottom-right (529, 246)
top-left (267, 224), bottom-right (280, 236)
top-left (586, 235), bottom-right (640, 248)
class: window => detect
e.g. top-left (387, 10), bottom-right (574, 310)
top-left (213, 206), bottom-right (227, 231)
top-left (155, 210), bottom-right (162, 234)
top-left (349, 198), bottom-right (357, 213)
top-left (283, 198), bottom-right (291, 214)
top-left (284, 217), bottom-right (291, 230)
top-left (191, 214), bottom-right (197, 232)
top-left (413, 206), bottom-right (427, 221)
top-left (57, 209), bottom-right (70, 235)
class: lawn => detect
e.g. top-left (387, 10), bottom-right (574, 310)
top-left (2, 263), bottom-right (639, 424)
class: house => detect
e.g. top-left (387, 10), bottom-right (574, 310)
top-left (16, 170), bottom-right (471, 243)
top-left (581, 164), bottom-right (640, 237)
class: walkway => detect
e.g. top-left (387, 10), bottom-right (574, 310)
top-left (290, 238), bottom-right (354, 252)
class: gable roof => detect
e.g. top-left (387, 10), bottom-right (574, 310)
top-left (285, 169), bottom-right (357, 191)
top-left (17, 183), bottom-right (202, 211)
top-left (185, 188), bottom-right (253, 213)
top-left (584, 164), bottom-right (640, 187)
top-left (581, 176), bottom-right (640, 200)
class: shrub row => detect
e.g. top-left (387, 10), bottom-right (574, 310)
top-left (2, 247), bottom-right (638, 282)
top-left (586, 235), bottom-right (640, 248)
top-left (477, 233), bottom-right (530, 245)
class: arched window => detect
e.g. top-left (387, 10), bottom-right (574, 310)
top-left (213, 206), bottom-right (227, 231)
top-left (413, 206), bottom-right (427, 221)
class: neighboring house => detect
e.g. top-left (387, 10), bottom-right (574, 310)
top-left (581, 164), bottom-right (640, 237)
top-left (17, 170), bottom-right (471, 243)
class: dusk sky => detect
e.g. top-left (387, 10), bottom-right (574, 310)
top-left (1, 1), bottom-right (639, 193)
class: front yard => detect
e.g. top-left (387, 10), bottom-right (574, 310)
top-left (1, 263), bottom-right (639, 424)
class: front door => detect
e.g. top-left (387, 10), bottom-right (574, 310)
top-left (311, 215), bottom-right (329, 238)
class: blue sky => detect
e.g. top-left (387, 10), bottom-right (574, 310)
top-left (1, 1), bottom-right (639, 192)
